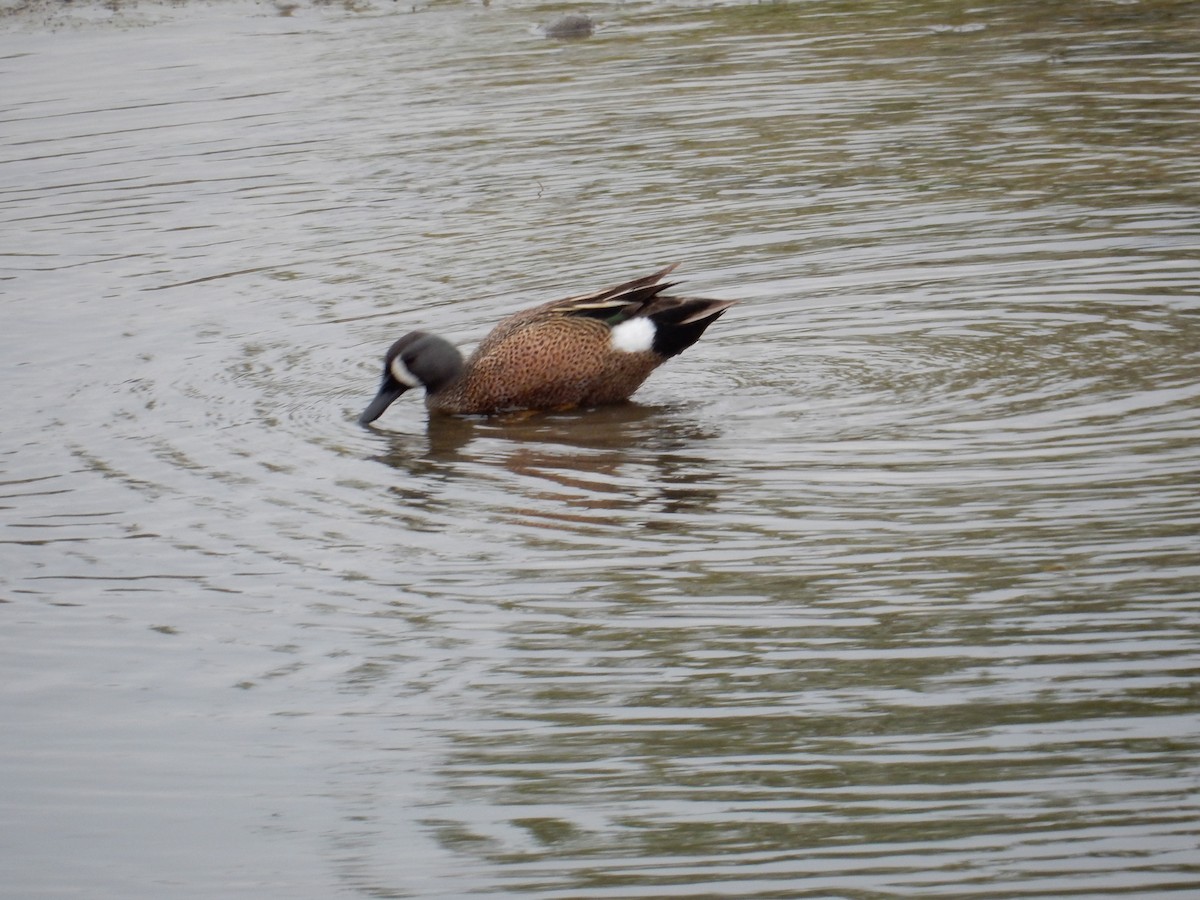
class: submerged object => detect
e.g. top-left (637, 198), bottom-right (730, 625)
top-left (541, 14), bottom-right (595, 40)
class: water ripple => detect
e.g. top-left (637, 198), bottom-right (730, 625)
top-left (2, 1), bottom-right (1199, 897)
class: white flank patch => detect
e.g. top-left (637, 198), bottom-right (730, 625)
top-left (610, 317), bottom-right (656, 354)
top-left (389, 355), bottom-right (421, 387)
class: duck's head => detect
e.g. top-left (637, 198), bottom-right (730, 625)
top-left (359, 331), bottom-right (463, 425)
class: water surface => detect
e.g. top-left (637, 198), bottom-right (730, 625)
top-left (2, 0), bottom-right (1199, 896)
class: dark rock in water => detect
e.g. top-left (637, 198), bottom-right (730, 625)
top-left (542, 14), bottom-right (595, 40)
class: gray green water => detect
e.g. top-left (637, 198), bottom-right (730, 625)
top-left (2, 0), bottom-right (1199, 896)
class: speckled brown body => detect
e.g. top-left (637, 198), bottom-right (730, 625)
top-left (428, 315), bottom-right (662, 414)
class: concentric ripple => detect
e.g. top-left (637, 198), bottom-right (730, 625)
top-left (2, 1), bottom-right (1199, 897)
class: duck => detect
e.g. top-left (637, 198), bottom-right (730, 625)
top-left (359, 263), bottom-right (735, 423)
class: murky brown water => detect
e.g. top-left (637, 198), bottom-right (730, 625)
top-left (3, 0), bottom-right (1199, 896)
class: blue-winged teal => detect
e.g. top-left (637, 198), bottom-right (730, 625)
top-left (359, 264), bottom-right (735, 423)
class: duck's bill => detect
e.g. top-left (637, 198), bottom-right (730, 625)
top-left (359, 380), bottom-right (409, 426)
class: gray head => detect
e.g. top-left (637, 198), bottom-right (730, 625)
top-left (359, 331), bottom-right (463, 425)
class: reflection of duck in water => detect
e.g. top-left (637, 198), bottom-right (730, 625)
top-left (541, 14), bottom-right (595, 40)
top-left (360, 264), bottom-right (736, 424)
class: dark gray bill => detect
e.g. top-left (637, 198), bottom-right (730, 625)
top-left (359, 379), bottom-right (409, 426)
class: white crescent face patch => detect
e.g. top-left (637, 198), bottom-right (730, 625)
top-left (610, 317), bottom-right (656, 354)
top-left (389, 355), bottom-right (421, 387)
